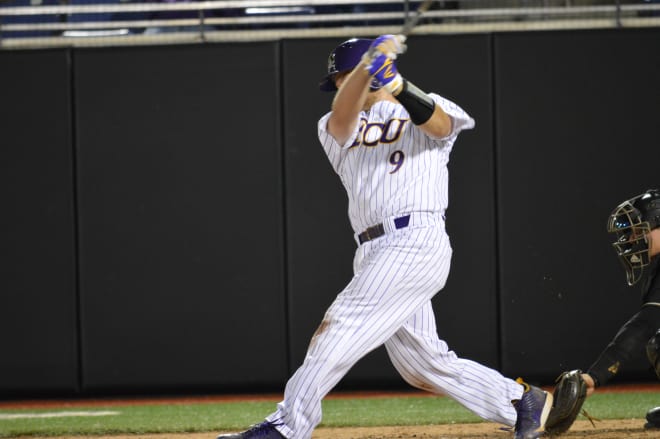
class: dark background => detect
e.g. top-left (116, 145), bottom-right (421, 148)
top-left (1, 27), bottom-right (658, 398)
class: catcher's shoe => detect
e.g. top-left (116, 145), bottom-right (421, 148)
top-left (512, 378), bottom-right (554, 439)
top-left (216, 421), bottom-right (286, 439)
top-left (645, 407), bottom-right (660, 429)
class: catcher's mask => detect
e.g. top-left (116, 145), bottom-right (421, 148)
top-left (607, 188), bottom-right (660, 286)
top-left (319, 38), bottom-right (381, 92)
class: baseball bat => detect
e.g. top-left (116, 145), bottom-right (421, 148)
top-left (400, 0), bottom-right (435, 38)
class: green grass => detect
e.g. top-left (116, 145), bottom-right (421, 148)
top-left (0, 392), bottom-right (657, 437)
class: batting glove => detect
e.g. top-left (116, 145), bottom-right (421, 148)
top-left (371, 54), bottom-right (404, 95)
top-left (361, 34), bottom-right (407, 72)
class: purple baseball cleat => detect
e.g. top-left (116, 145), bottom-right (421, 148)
top-left (216, 421), bottom-right (286, 439)
top-left (512, 378), bottom-right (554, 439)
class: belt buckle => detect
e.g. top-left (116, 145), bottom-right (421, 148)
top-left (360, 225), bottom-right (377, 244)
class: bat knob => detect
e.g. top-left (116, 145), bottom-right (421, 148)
top-left (395, 34), bottom-right (408, 54)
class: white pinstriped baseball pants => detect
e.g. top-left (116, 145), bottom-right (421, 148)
top-left (266, 213), bottom-right (523, 439)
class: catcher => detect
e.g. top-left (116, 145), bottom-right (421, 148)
top-left (545, 188), bottom-right (660, 435)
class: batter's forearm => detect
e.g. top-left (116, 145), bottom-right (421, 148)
top-left (418, 104), bottom-right (452, 138)
top-left (328, 65), bottom-right (371, 145)
top-left (392, 79), bottom-right (451, 137)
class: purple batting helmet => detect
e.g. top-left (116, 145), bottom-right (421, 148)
top-left (319, 38), bottom-right (376, 92)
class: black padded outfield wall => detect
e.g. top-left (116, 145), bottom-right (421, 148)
top-left (0, 50), bottom-right (78, 396)
top-left (494, 27), bottom-right (660, 382)
top-left (73, 43), bottom-right (287, 393)
top-left (1, 28), bottom-right (659, 397)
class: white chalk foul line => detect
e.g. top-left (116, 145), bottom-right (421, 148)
top-left (0, 410), bottom-right (120, 420)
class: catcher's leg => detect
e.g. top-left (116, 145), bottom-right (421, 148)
top-left (644, 330), bottom-right (660, 430)
top-left (646, 406), bottom-right (660, 429)
top-left (646, 329), bottom-right (660, 380)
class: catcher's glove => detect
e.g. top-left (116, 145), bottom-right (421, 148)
top-left (544, 369), bottom-right (589, 435)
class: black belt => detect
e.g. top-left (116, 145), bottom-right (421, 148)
top-left (358, 215), bottom-right (411, 244)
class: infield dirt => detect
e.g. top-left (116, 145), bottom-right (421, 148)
top-left (17, 419), bottom-right (660, 439)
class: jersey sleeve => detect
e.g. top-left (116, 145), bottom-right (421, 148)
top-left (429, 93), bottom-right (476, 141)
top-left (318, 111), bottom-right (361, 150)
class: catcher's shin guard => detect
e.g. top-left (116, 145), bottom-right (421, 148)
top-left (647, 329), bottom-right (660, 379)
top-left (646, 407), bottom-right (660, 429)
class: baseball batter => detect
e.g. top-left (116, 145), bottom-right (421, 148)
top-left (217, 35), bottom-right (552, 439)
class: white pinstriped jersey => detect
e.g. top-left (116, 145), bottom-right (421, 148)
top-left (318, 94), bottom-right (475, 234)
top-left (265, 93), bottom-right (525, 439)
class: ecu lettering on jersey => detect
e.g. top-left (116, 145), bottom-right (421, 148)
top-left (349, 117), bottom-right (409, 149)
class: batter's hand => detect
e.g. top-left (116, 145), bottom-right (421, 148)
top-left (371, 55), bottom-right (404, 95)
top-left (362, 35), bottom-right (407, 71)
